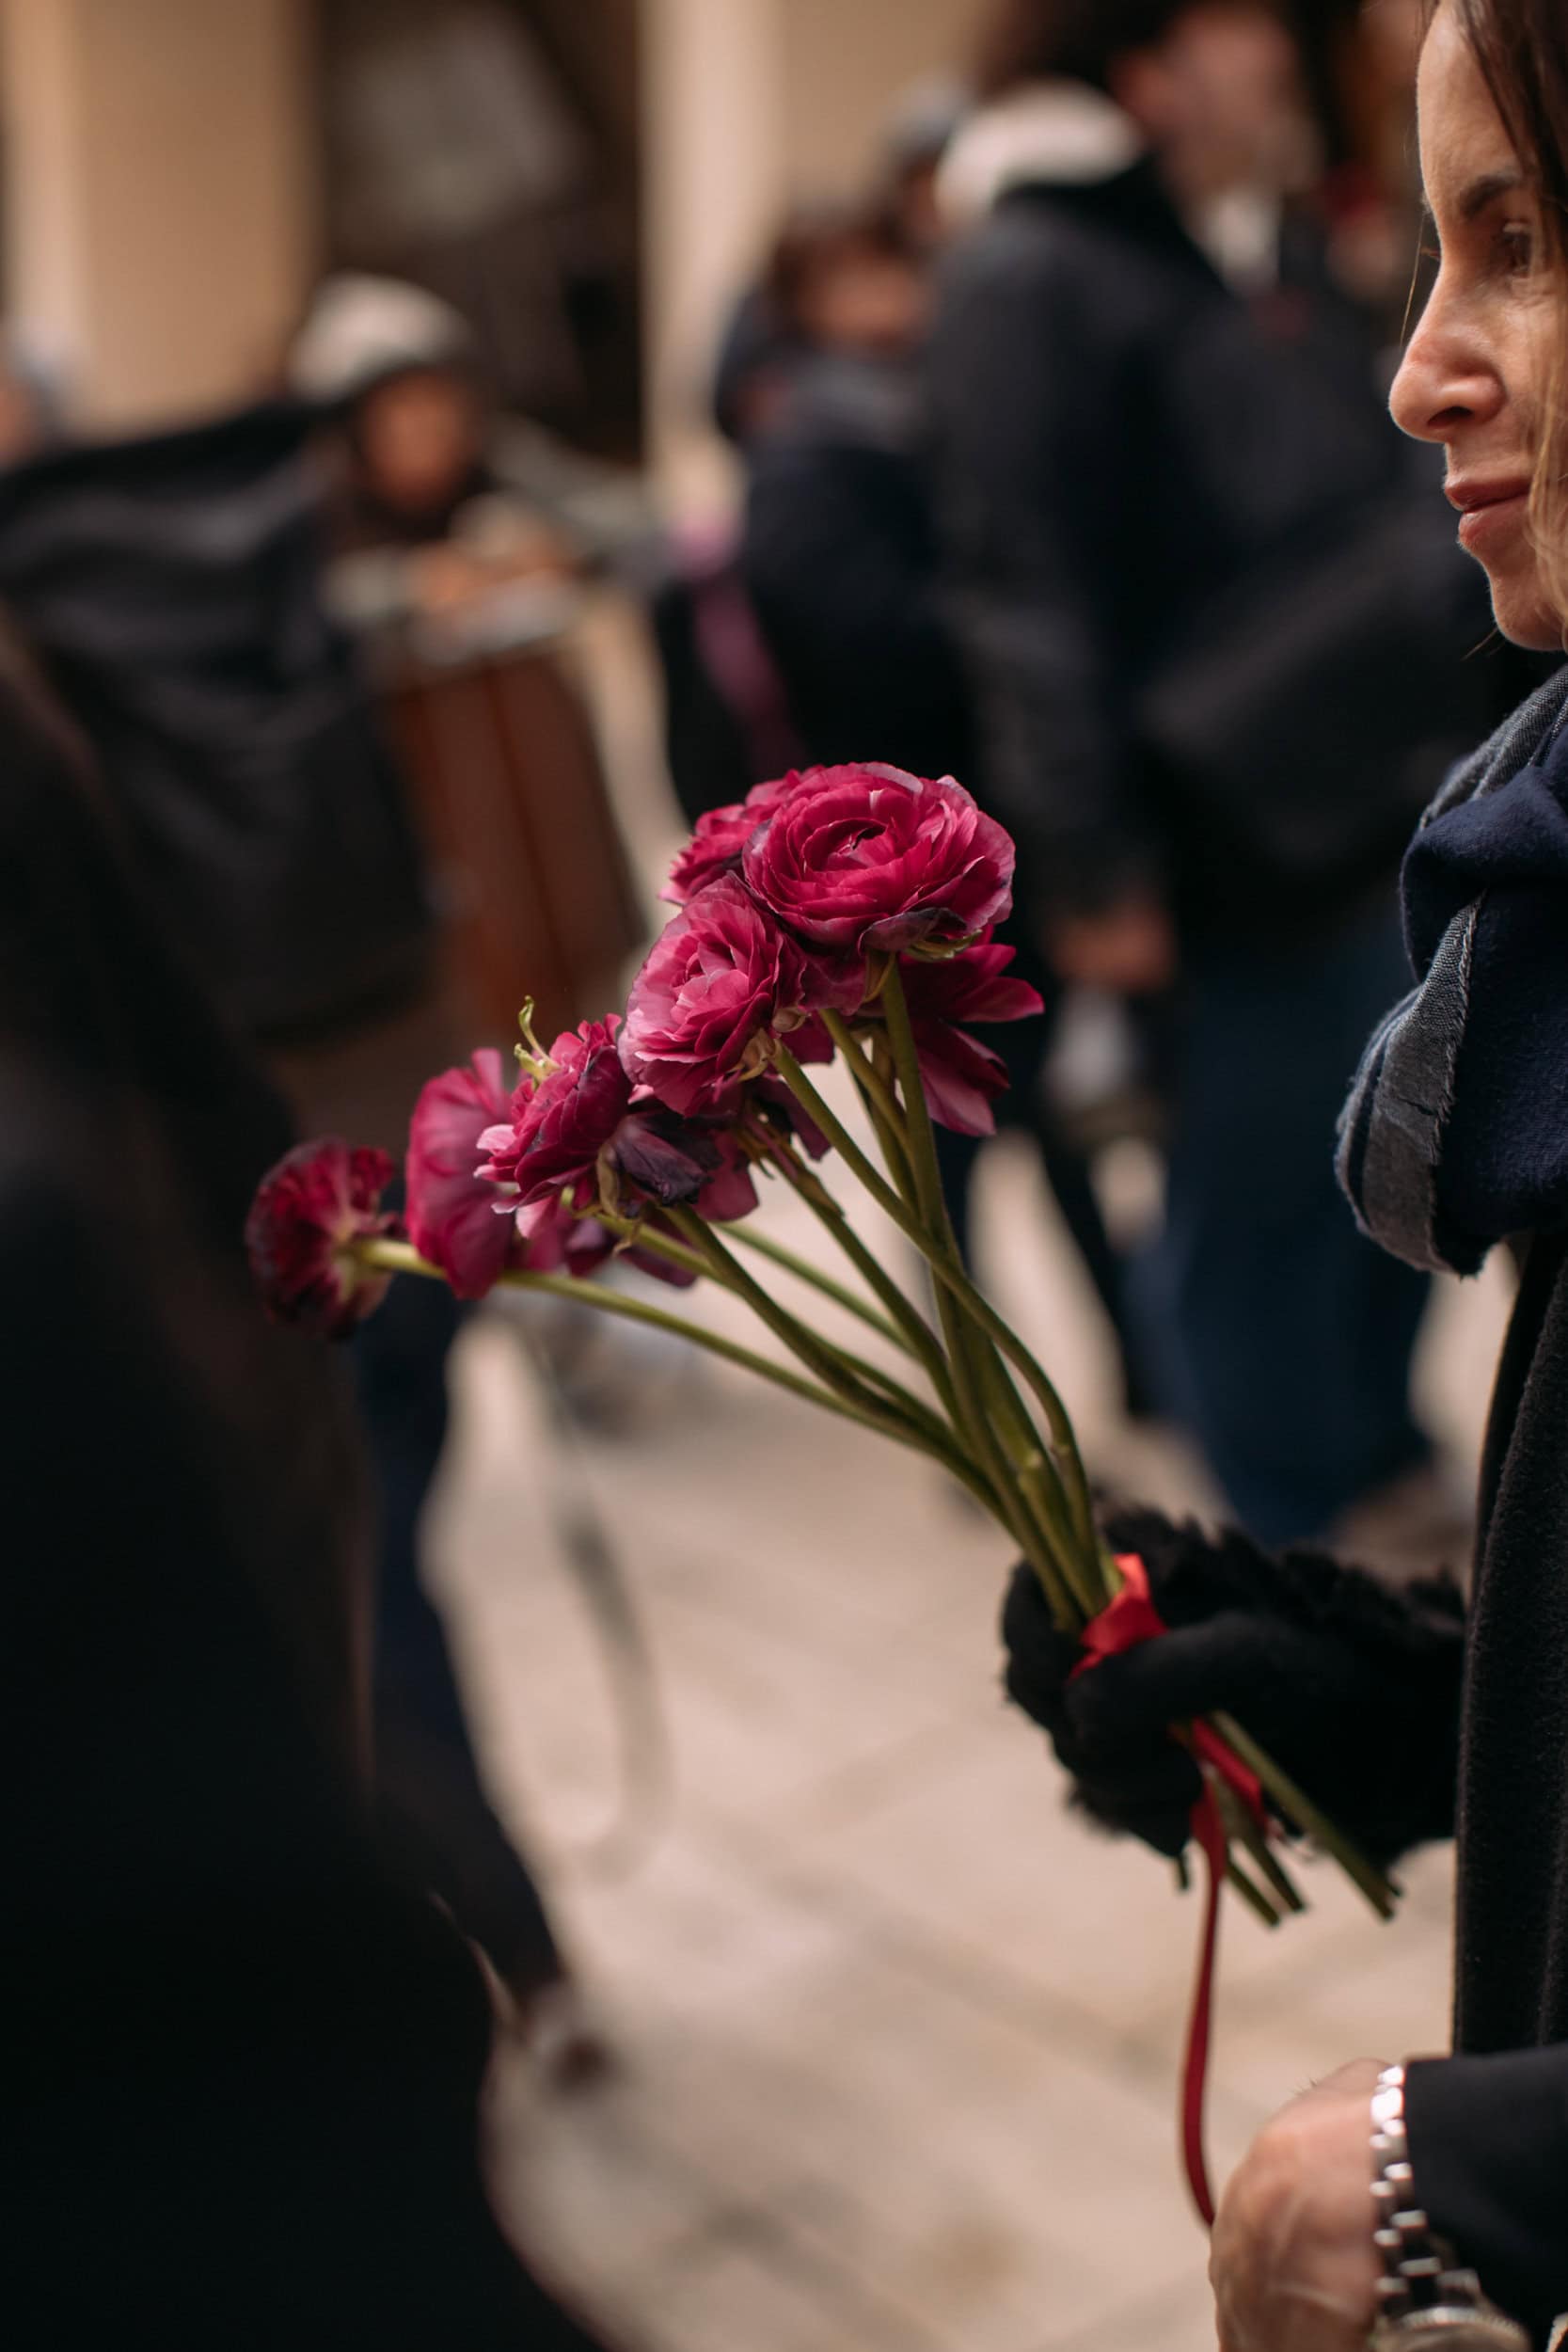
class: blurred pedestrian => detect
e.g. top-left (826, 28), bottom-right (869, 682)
top-left (291, 272), bottom-right (655, 634)
top-left (738, 200), bottom-right (1141, 1398)
top-left (930, 0), bottom-right (1499, 1549)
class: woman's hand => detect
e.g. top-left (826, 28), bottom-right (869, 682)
top-left (1000, 1507), bottom-right (1465, 1869)
top-left (1212, 2060), bottom-right (1386, 2352)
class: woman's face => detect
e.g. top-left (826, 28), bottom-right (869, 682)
top-left (1390, 4), bottom-right (1562, 648)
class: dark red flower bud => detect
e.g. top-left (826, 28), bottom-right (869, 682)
top-left (245, 1138), bottom-right (396, 1339)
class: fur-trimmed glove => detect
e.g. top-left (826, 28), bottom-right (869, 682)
top-left (1001, 1505), bottom-right (1466, 1868)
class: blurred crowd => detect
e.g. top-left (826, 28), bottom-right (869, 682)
top-left (2, 1), bottom-right (1538, 2345)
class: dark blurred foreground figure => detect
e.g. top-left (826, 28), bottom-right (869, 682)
top-left (737, 199), bottom-right (1141, 1401)
top-left (930, 0), bottom-right (1502, 1548)
top-left (0, 658), bottom-right (616, 2349)
top-left (0, 402), bottom-right (587, 2058)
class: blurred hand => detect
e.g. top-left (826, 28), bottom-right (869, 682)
top-left (1212, 2060), bottom-right (1386, 2352)
top-left (408, 544), bottom-right (494, 613)
top-left (1046, 896), bottom-right (1176, 993)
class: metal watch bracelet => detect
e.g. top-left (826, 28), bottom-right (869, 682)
top-left (1368, 2065), bottom-right (1529, 2347)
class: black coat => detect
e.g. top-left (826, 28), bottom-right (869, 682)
top-left (926, 156), bottom-right (1497, 931)
top-left (742, 353), bottom-right (973, 783)
top-left (0, 672), bottom-right (610, 2349)
top-left (1402, 1237), bottom-right (1568, 2348)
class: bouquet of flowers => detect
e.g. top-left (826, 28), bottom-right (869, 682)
top-left (246, 760), bottom-right (1398, 2222)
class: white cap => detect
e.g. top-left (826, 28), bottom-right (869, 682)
top-left (288, 273), bottom-right (475, 408)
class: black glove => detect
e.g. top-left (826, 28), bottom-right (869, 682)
top-left (1002, 1505), bottom-right (1465, 1868)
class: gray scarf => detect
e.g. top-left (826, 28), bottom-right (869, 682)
top-left (1337, 664), bottom-right (1568, 1274)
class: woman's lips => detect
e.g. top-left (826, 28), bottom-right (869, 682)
top-left (1457, 488), bottom-right (1529, 555)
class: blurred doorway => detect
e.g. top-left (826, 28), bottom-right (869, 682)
top-left (316, 0), bottom-right (644, 457)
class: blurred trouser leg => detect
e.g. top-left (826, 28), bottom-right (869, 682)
top-left (353, 1267), bottom-right (565, 1998)
top-left (1133, 898), bottom-right (1431, 1549)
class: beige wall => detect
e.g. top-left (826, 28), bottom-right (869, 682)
top-left (641, 0), bottom-right (974, 510)
top-left (781, 0), bottom-right (974, 198)
top-left (1, 0), bottom-right (319, 430)
top-left (0, 0), bottom-right (975, 469)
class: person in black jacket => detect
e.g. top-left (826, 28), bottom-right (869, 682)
top-left (1003, 3), bottom-right (1568, 2342)
top-left (927, 0), bottom-right (1504, 1549)
top-left (740, 200), bottom-right (1142, 1399)
top-left (0, 653), bottom-right (619, 2349)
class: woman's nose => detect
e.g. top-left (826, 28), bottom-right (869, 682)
top-left (1390, 290), bottom-right (1505, 444)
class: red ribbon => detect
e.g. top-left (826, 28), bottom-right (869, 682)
top-left (1072, 1556), bottom-right (1270, 2230)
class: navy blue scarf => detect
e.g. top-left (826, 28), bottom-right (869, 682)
top-left (1338, 665), bottom-right (1568, 1275)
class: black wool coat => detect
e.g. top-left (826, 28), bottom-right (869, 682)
top-left (1403, 1234), bottom-right (1568, 2347)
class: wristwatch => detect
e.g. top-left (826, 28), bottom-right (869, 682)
top-left (1368, 2066), bottom-right (1530, 2346)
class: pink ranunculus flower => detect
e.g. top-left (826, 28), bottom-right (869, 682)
top-left (619, 874), bottom-right (840, 1118)
top-left (895, 943), bottom-right (1045, 1136)
top-left (477, 1016), bottom-right (632, 1210)
top-left (512, 1194), bottom-right (617, 1279)
top-left (663, 771), bottom-right (805, 905)
top-left (406, 1049), bottom-right (531, 1300)
top-left (514, 1193), bottom-right (712, 1288)
top-left (245, 1137), bottom-right (397, 1338)
top-left (742, 762), bottom-right (1014, 954)
top-left (478, 1014), bottom-right (724, 1216)
top-left (693, 1127), bottom-right (761, 1222)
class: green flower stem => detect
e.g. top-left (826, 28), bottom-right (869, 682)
top-left (1225, 1854), bottom-right (1286, 1930)
top-left (721, 1224), bottom-right (912, 1356)
top-left (770, 1039), bottom-right (1077, 1597)
top-left (601, 1213), bottom-right (911, 1366)
top-left (886, 969), bottom-right (1104, 1582)
top-left (356, 1240), bottom-right (907, 1438)
top-left (662, 1206), bottom-right (974, 1477)
top-left (773, 1040), bottom-right (928, 1232)
top-left (823, 1011), bottom-right (908, 1144)
top-left (1210, 1710), bottom-right (1400, 1922)
top-left (1014, 1447), bottom-right (1086, 1613)
top-left (874, 965), bottom-right (1095, 1611)
top-left (762, 1142), bottom-right (965, 1432)
top-left (1211, 1767), bottom-right (1305, 1919)
top-left (776, 1036), bottom-right (1107, 1600)
top-left (824, 1037), bottom-right (1004, 1495)
top-left (821, 1005), bottom-right (1015, 1533)
top-left (594, 1221), bottom-right (946, 1427)
top-left (822, 1019), bottom-right (923, 1253)
top-left (1226, 1796), bottom-right (1307, 1918)
top-left (595, 1222), bottom-right (718, 1285)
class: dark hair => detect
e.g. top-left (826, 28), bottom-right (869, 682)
top-left (1439, 1), bottom-right (1568, 258)
top-left (763, 202), bottom-right (915, 338)
top-left (974, 0), bottom-right (1260, 97)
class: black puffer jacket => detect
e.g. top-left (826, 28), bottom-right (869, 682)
top-left (742, 351), bottom-right (973, 783)
top-left (926, 101), bottom-right (1501, 933)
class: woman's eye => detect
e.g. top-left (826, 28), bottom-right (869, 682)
top-left (1499, 223), bottom-right (1535, 275)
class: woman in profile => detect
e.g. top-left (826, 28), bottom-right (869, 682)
top-left (1004, 4), bottom-right (1568, 2344)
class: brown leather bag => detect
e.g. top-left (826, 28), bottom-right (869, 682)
top-left (386, 634), bottom-right (646, 1052)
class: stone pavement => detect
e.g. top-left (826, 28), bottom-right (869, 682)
top-left (425, 1075), bottom-right (1512, 2352)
